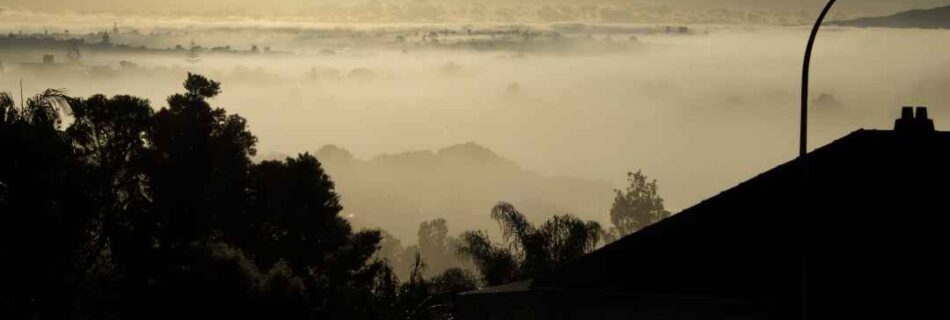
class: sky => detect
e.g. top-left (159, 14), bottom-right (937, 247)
top-left (2, 0), bottom-right (950, 16)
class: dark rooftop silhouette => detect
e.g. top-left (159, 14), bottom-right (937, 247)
top-left (458, 107), bottom-right (950, 319)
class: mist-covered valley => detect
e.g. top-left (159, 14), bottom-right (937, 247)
top-left (4, 17), bottom-right (950, 243)
top-left (6, 1), bottom-right (950, 318)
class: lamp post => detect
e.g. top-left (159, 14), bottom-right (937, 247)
top-left (801, 0), bottom-right (838, 158)
top-left (800, 2), bottom-right (839, 319)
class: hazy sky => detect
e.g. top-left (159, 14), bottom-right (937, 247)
top-left (2, 0), bottom-right (949, 16)
top-left (6, 25), bottom-right (946, 216)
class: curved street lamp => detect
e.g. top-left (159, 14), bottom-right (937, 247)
top-left (800, 2), bottom-right (839, 318)
top-left (801, 0), bottom-right (838, 158)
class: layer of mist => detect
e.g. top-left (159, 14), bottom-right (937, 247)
top-left (304, 143), bottom-right (614, 241)
top-left (3, 22), bottom-right (950, 239)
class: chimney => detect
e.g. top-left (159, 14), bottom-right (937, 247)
top-left (915, 106), bottom-right (935, 131)
top-left (894, 106), bottom-right (935, 133)
top-left (901, 106), bottom-right (913, 120)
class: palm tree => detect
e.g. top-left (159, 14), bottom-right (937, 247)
top-left (0, 88), bottom-right (89, 317)
top-left (457, 202), bottom-right (603, 286)
top-left (0, 92), bottom-right (16, 124)
top-left (0, 89), bottom-right (75, 128)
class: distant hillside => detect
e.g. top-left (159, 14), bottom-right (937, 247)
top-left (830, 5), bottom-right (950, 29)
top-left (303, 143), bottom-right (615, 242)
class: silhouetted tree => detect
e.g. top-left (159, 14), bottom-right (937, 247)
top-left (416, 218), bottom-right (465, 277)
top-left (456, 230), bottom-right (519, 285)
top-left (247, 154), bottom-right (346, 269)
top-left (377, 219), bottom-right (469, 281)
top-left (0, 90), bottom-right (95, 318)
top-left (67, 94), bottom-right (152, 212)
top-left (247, 153), bottom-right (387, 319)
top-left (429, 267), bottom-right (478, 294)
top-left (372, 253), bottom-right (477, 320)
top-left (148, 73), bottom-right (257, 247)
top-left (609, 171), bottom-right (670, 238)
top-left (93, 74), bottom-right (261, 318)
top-left (162, 241), bottom-right (262, 319)
top-left (258, 261), bottom-right (311, 319)
top-left (66, 94), bottom-right (153, 287)
top-left (375, 230), bottom-right (408, 276)
top-left (0, 92), bottom-right (14, 122)
top-left (0, 74), bottom-right (436, 320)
top-left (457, 202), bottom-right (602, 286)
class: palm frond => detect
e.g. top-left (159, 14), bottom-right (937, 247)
top-left (455, 231), bottom-right (495, 265)
top-left (0, 92), bottom-right (17, 124)
top-left (456, 230), bottom-right (520, 286)
top-left (538, 215), bottom-right (602, 266)
top-left (490, 202), bottom-right (534, 251)
top-left (23, 89), bottom-right (76, 128)
top-left (583, 220), bottom-right (604, 251)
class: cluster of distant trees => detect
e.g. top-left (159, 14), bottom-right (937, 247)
top-left (378, 171), bottom-right (670, 288)
top-left (0, 74), bottom-right (669, 319)
top-left (377, 218), bottom-right (471, 281)
top-left (455, 170), bottom-right (669, 286)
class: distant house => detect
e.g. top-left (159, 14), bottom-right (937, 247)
top-left (456, 107), bottom-right (950, 319)
top-left (18, 54), bottom-right (81, 75)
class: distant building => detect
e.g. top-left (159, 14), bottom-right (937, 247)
top-left (67, 44), bottom-right (81, 62)
top-left (100, 31), bottom-right (111, 47)
top-left (18, 53), bottom-right (81, 75)
top-left (186, 40), bottom-right (201, 63)
top-left (456, 107), bottom-right (950, 319)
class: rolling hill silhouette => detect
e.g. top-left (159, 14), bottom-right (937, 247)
top-left (831, 5), bottom-right (950, 29)
top-left (296, 143), bottom-right (615, 241)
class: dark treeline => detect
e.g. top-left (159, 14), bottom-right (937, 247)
top-left (0, 74), bottom-right (669, 319)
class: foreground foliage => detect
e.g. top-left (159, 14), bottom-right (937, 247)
top-left (0, 74), bottom-right (469, 320)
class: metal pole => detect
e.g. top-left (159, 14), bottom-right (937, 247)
top-left (800, 2), bottom-right (839, 319)
top-left (802, 0), bottom-right (838, 158)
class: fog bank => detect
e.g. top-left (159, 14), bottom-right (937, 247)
top-left (3, 24), bottom-right (949, 238)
